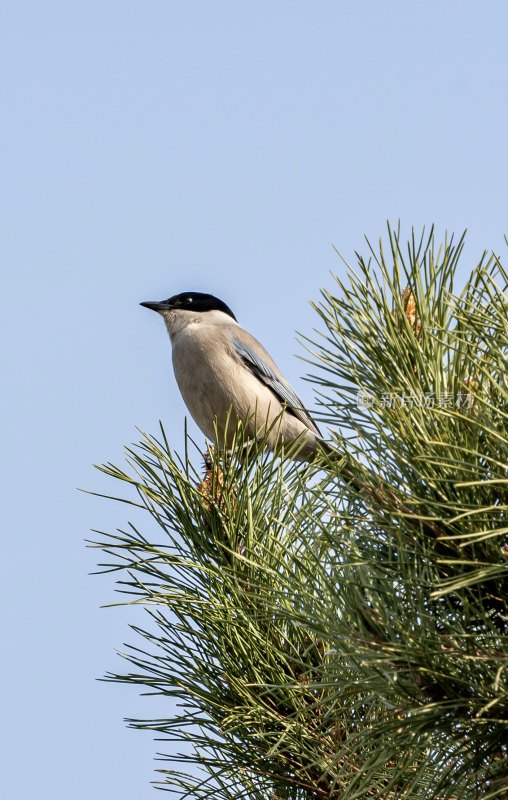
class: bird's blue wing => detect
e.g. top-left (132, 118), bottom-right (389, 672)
top-left (232, 335), bottom-right (322, 436)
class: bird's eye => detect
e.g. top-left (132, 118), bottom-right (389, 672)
top-left (184, 296), bottom-right (193, 305)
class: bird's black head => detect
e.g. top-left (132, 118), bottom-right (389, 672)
top-left (140, 291), bottom-right (237, 321)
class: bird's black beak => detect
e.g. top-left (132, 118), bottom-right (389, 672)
top-left (140, 301), bottom-right (169, 312)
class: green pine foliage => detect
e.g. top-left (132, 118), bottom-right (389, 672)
top-left (91, 226), bottom-right (508, 798)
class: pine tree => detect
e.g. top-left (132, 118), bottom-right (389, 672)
top-left (91, 226), bottom-right (508, 798)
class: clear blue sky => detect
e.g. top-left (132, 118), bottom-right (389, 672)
top-left (2, 1), bottom-right (507, 797)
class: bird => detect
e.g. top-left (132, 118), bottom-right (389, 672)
top-left (140, 291), bottom-right (327, 460)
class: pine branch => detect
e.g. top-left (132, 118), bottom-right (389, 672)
top-left (90, 226), bottom-right (508, 799)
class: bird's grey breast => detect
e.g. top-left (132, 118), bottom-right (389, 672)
top-left (170, 321), bottom-right (239, 439)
